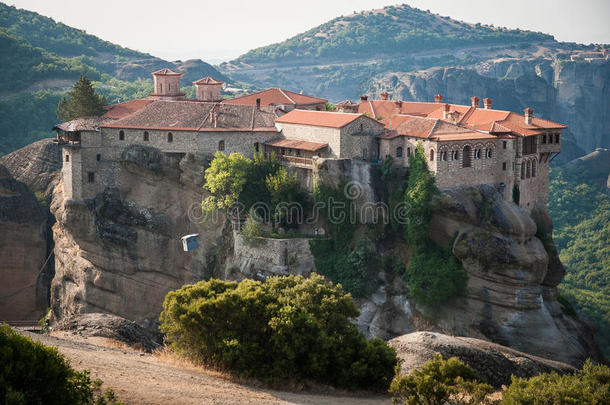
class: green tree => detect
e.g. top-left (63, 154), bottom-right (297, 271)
top-left (56, 75), bottom-right (107, 121)
top-left (202, 152), bottom-right (252, 215)
top-left (159, 274), bottom-right (397, 390)
top-left (266, 167), bottom-right (306, 228)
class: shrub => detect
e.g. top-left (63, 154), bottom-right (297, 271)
top-left (265, 167), bottom-right (307, 228)
top-left (389, 355), bottom-right (494, 405)
top-left (502, 360), bottom-right (609, 405)
top-left (241, 208), bottom-right (264, 246)
top-left (0, 324), bottom-right (122, 404)
top-left (159, 274), bottom-right (397, 390)
top-left (404, 244), bottom-right (468, 310)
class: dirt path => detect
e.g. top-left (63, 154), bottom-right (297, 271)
top-left (24, 331), bottom-right (389, 405)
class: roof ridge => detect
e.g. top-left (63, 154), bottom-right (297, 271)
top-left (368, 100), bottom-right (376, 119)
top-left (250, 105), bottom-right (256, 130)
top-left (458, 106), bottom-right (475, 124)
top-left (277, 88), bottom-right (296, 104)
top-left (427, 119), bottom-right (440, 138)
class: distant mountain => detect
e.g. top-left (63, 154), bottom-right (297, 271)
top-left (230, 4), bottom-right (554, 66)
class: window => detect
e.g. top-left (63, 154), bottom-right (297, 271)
top-left (218, 140), bottom-right (225, 151)
top-left (396, 147), bottom-right (403, 157)
top-left (475, 149), bottom-right (481, 159)
top-left (65, 154), bottom-right (69, 162)
top-left (254, 142), bottom-right (260, 153)
top-left (502, 162), bottom-right (507, 171)
top-left (168, 83), bottom-right (171, 92)
top-left (143, 131), bottom-right (149, 141)
top-left (407, 147), bottom-right (411, 156)
top-left (119, 130), bottom-right (125, 140)
top-left (167, 132), bottom-right (173, 143)
top-left (96, 154), bottom-right (101, 162)
top-left (359, 123), bottom-right (363, 132)
top-left (281, 148), bottom-right (286, 155)
top-left (429, 149), bottom-right (434, 161)
top-left (87, 172), bottom-right (95, 183)
top-left (503, 141), bottom-right (507, 149)
top-left (555, 133), bottom-right (560, 143)
top-left (296, 150), bottom-right (302, 157)
top-left (542, 135), bottom-right (547, 144)
top-left (486, 149), bottom-right (492, 159)
top-left (521, 163), bottom-right (525, 179)
top-left (159, 83), bottom-right (162, 93)
top-left (452, 150), bottom-right (458, 160)
top-left (441, 151), bottom-right (448, 161)
top-left (526, 161), bottom-right (531, 178)
top-left (462, 146), bottom-right (471, 168)
top-left (532, 160), bottom-right (537, 177)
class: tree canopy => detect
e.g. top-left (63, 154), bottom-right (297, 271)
top-left (56, 75), bottom-right (107, 121)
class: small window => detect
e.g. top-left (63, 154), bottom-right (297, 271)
top-left (218, 140), bottom-right (225, 151)
top-left (167, 132), bottom-right (173, 143)
top-left (96, 154), bottom-right (101, 162)
top-left (65, 154), bottom-right (69, 162)
top-left (281, 148), bottom-right (286, 155)
top-left (143, 131), bottom-right (149, 141)
top-left (452, 150), bottom-right (459, 160)
top-left (87, 172), bottom-right (95, 183)
top-left (407, 147), bottom-right (411, 156)
top-left (254, 142), bottom-right (260, 153)
top-left (359, 123), bottom-right (363, 132)
top-left (486, 149), bottom-right (492, 159)
top-left (542, 135), bottom-right (546, 144)
top-left (159, 83), bottom-right (162, 93)
top-left (168, 83), bottom-right (171, 92)
top-left (503, 141), bottom-right (507, 149)
top-left (548, 135), bottom-right (552, 144)
top-left (430, 149), bottom-right (434, 161)
top-left (296, 149), bottom-right (302, 157)
top-left (555, 133), bottom-right (560, 143)
top-left (502, 162), bottom-right (507, 171)
top-left (441, 151), bottom-right (448, 161)
top-left (396, 147), bottom-right (403, 157)
top-left (119, 130), bottom-right (125, 141)
top-left (475, 149), bottom-right (481, 159)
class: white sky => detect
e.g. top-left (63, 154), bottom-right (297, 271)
top-left (5, 0), bottom-right (610, 63)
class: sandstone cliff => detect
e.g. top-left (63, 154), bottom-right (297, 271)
top-left (368, 59), bottom-right (610, 162)
top-left (50, 146), bottom-right (226, 331)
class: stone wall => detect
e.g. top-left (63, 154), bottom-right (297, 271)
top-left (279, 123), bottom-right (341, 157)
top-left (340, 116), bottom-right (385, 160)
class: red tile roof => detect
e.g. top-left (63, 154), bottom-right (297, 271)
top-left (276, 109), bottom-right (381, 129)
top-left (223, 88), bottom-right (327, 107)
top-left (103, 99), bottom-right (154, 120)
top-left (381, 115), bottom-right (495, 141)
top-left (264, 138), bottom-right (328, 152)
top-left (193, 77), bottom-right (223, 85)
top-left (152, 68), bottom-right (182, 76)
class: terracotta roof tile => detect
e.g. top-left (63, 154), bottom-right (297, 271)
top-left (152, 68), bottom-right (182, 76)
top-left (193, 77), bottom-right (223, 85)
top-left (223, 88), bottom-right (327, 107)
top-left (103, 99), bottom-right (155, 119)
top-left (53, 116), bottom-right (115, 132)
top-left (276, 109), bottom-right (381, 129)
top-left (264, 138), bottom-right (328, 152)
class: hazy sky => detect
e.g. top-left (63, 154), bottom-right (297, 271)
top-left (5, 0), bottom-right (610, 63)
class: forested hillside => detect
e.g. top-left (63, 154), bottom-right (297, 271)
top-left (549, 150), bottom-right (610, 356)
top-left (232, 4), bottom-right (553, 65)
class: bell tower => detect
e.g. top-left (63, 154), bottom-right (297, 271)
top-left (150, 68), bottom-right (184, 99)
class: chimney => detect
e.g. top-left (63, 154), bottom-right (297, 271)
top-left (395, 100), bottom-right (403, 108)
top-left (471, 96), bottom-right (480, 108)
top-left (360, 95), bottom-right (368, 101)
top-left (381, 92), bottom-right (389, 100)
top-left (483, 98), bottom-right (492, 109)
top-left (256, 98), bottom-right (261, 110)
top-left (524, 108), bottom-right (533, 125)
top-left (443, 103), bottom-right (450, 120)
top-left (434, 94), bottom-right (443, 103)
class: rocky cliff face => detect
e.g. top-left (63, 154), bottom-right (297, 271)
top-left (428, 184), bottom-right (600, 366)
top-left (50, 147), bottom-right (226, 331)
top-left (368, 59), bottom-right (610, 162)
top-left (0, 139), bottom-right (60, 321)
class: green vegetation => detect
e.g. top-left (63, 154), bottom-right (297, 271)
top-left (265, 167), bottom-right (307, 228)
top-left (233, 4), bottom-right (553, 65)
top-left (159, 274), bottom-right (397, 390)
top-left (0, 324), bottom-right (122, 404)
top-left (401, 144), bottom-right (467, 310)
top-left (389, 355), bottom-right (494, 405)
top-left (548, 166), bottom-right (610, 356)
top-left (57, 75), bottom-right (107, 121)
top-left (502, 360), bottom-right (609, 404)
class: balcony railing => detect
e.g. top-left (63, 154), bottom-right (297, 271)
top-left (280, 155), bottom-right (313, 166)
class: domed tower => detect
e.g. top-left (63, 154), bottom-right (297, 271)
top-left (150, 68), bottom-right (184, 99)
top-left (193, 77), bottom-right (223, 102)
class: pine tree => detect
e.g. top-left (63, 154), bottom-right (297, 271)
top-left (56, 75), bottom-right (107, 121)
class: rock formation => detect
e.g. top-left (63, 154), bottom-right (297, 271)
top-left (389, 331), bottom-right (574, 388)
top-left (50, 146), bottom-right (226, 331)
top-left (368, 59), bottom-right (610, 162)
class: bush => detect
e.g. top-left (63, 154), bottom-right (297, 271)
top-left (389, 355), bottom-right (494, 405)
top-left (0, 324), bottom-right (122, 404)
top-left (159, 274), bottom-right (397, 390)
top-left (502, 360), bottom-right (609, 404)
top-left (241, 208), bottom-right (264, 246)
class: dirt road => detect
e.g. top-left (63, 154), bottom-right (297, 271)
top-left (25, 331), bottom-right (389, 405)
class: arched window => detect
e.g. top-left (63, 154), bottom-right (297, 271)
top-left (521, 163), bottom-right (525, 179)
top-left (396, 147), bottom-right (403, 157)
top-left (526, 161), bottom-right (531, 178)
top-left (452, 150), bottom-right (459, 161)
top-left (532, 160), bottom-right (537, 177)
top-left (474, 149), bottom-right (482, 159)
top-left (462, 146), bottom-right (471, 168)
top-left (486, 149), bottom-right (492, 159)
top-left (143, 131), bottom-right (149, 141)
top-left (218, 140), bottom-right (225, 151)
top-left (65, 154), bottom-right (69, 162)
top-left (441, 151), bottom-right (448, 161)
top-left (430, 149), bottom-right (434, 161)
top-left (167, 132), bottom-right (173, 143)
top-left (119, 130), bottom-right (125, 141)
